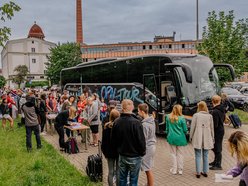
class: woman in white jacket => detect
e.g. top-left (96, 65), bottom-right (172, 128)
top-left (190, 101), bottom-right (214, 178)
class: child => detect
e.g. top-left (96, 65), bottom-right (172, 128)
top-left (226, 131), bottom-right (248, 186)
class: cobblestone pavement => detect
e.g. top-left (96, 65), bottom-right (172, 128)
top-left (43, 124), bottom-right (247, 186)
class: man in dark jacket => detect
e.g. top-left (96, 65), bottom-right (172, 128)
top-left (22, 95), bottom-right (41, 152)
top-left (210, 95), bottom-right (225, 170)
top-left (112, 99), bottom-right (146, 186)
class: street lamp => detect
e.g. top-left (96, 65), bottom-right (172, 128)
top-left (196, 0), bottom-right (199, 43)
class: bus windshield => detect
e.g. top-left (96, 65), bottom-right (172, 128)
top-left (174, 55), bottom-right (219, 105)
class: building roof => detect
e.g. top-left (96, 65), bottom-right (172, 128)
top-left (28, 22), bottom-right (45, 40)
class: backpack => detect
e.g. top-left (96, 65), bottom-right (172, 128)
top-left (65, 137), bottom-right (79, 154)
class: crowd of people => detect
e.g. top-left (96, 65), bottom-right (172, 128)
top-left (0, 86), bottom-right (247, 186)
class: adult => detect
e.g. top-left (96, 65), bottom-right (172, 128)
top-left (190, 101), bottom-right (214, 178)
top-left (112, 99), bottom-right (146, 186)
top-left (57, 95), bottom-right (67, 113)
top-left (166, 104), bottom-right (188, 175)
top-left (46, 92), bottom-right (57, 113)
top-left (87, 97), bottom-right (100, 146)
top-left (61, 95), bottom-right (75, 112)
top-left (102, 100), bottom-right (117, 129)
top-left (54, 106), bottom-right (77, 150)
top-left (227, 131), bottom-right (248, 186)
top-left (221, 93), bottom-right (234, 124)
top-left (221, 93), bottom-right (234, 113)
top-left (138, 103), bottom-right (156, 186)
top-left (209, 95), bottom-right (225, 170)
top-left (18, 93), bottom-right (27, 127)
top-left (101, 109), bottom-right (120, 186)
top-left (22, 95), bottom-right (41, 152)
top-left (77, 94), bottom-right (87, 112)
top-left (39, 93), bottom-right (48, 134)
top-left (0, 98), bottom-right (14, 129)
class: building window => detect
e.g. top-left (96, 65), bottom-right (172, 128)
top-left (182, 44), bottom-right (185, 48)
top-left (44, 70), bottom-right (47, 74)
top-left (149, 45), bottom-right (152, 50)
top-left (40, 76), bottom-right (44, 79)
top-left (127, 46), bottom-right (133, 50)
top-left (143, 45), bottom-right (146, 50)
top-left (169, 44), bottom-right (172, 49)
top-left (32, 59), bottom-right (36, 63)
top-left (32, 41), bottom-right (34, 44)
top-left (159, 45), bottom-right (162, 49)
top-left (31, 48), bottom-right (35, 53)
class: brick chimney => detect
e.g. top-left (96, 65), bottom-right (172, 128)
top-left (76, 0), bottom-right (83, 44)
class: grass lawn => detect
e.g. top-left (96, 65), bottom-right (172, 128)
top-left (231, 109), bottom-right (248, 124)
top-left (0, 120), bottom-right (100, 186)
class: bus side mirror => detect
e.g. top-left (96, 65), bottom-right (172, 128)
top-left (212, 64), bottom-right (235, 80)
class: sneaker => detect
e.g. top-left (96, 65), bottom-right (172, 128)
top-left (170, 168), bottom-right (177, 175)
top-left (196, 174), bottom-right (201, 178)
top-left (178, 170), bottom-right (183, 175)
top-left (37, 145), bottom-right (42, 149)
top-left (209, 161), bottom-right (215, 166)
top-left (210, 166), bottom-right (223, 170)
top-left (201, 172), bottom-right (208, 177)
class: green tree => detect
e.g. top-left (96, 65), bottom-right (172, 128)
top-left (0, 75), bottom-right (6, 88)
top-left (198, 10), bottom-right (248, 82)
top-left (12, 65), bottom-right (29, 88)
top-left (46, 42), bottom-right (82, 84)
top-left (0, 1), bottom-right (21, 47)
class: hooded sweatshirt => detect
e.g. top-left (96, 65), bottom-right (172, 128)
top-left (22, 97), bottom-right (40, 127)
top-left (211, 104), bottom-right (225, 135)
top-left (142, 116), bottom-right (156, 148)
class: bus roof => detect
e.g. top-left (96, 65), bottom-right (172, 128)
top-left (61, 53), bottom-right (198, 71)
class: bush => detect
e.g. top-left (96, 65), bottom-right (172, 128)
top-left (25, 81), bottom-right (49, 88)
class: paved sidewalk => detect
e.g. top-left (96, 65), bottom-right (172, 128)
top-left (43, 124), bottom-right (246, 186)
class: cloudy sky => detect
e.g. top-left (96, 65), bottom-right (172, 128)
top-left (1, 0), bottom-right (248, 44)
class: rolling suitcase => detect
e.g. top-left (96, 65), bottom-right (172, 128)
top-left (86, 141), bottom-right (102, 182)
top-left (229, 114), bottom-right (242, 128)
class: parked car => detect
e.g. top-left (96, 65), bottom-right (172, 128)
top-left (231, 82), bottom-right (248, 91)
top-left (239, 87), bottom-right (248, 96)
top-left (221, 87), bottom-right (248, 112)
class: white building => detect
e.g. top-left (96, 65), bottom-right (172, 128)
top-left (1, 23), bottom-right (56, 88)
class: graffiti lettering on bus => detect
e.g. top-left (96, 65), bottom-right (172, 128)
top-left (100, 85), bottom-right (143, 103)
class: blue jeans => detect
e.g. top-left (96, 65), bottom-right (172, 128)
top-left (194, 148), bottom-right (209, 174)
top-left (107, 157), bottom-right (119, 186)
top-left (25, 125), bottom-right (41, 150)
top-left (118, 155), bottom-right (142, 186)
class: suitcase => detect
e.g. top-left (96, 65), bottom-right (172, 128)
top-left (86, 141), bottom-right (102, 182)
top-left (65, 137), bottom-right (79, 154)
top-left (229, 114), bottom-right (242, 128)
